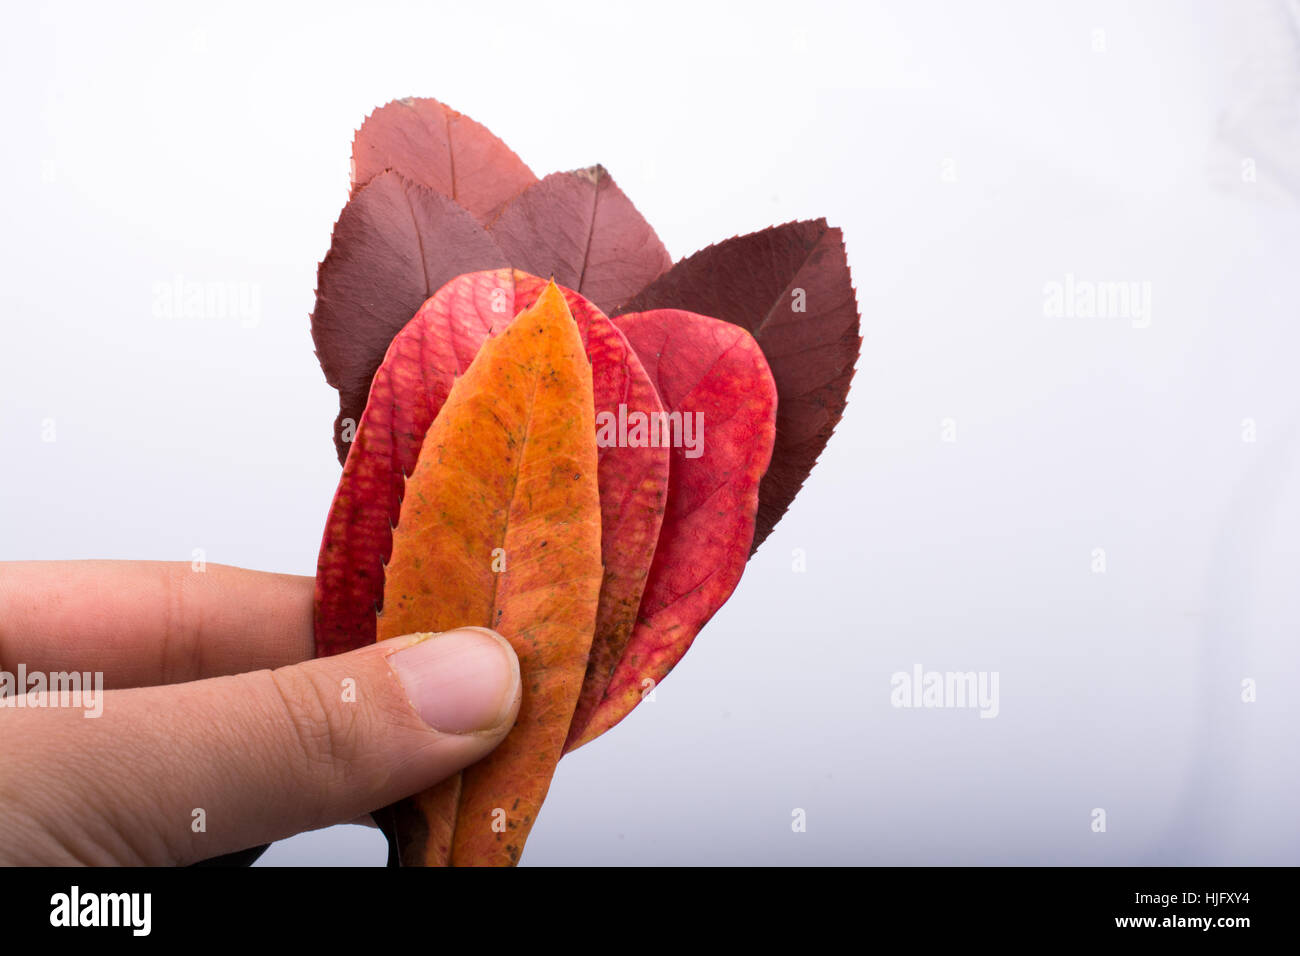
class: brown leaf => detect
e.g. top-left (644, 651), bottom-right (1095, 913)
top-left (489, 166), bottom-right (671, 315)
top-left (620, 220), bottom-right (861, 552)
top-left (351, 97), bottom-right (537, 224)
top-left (310, 170), bottom-right (507, 464)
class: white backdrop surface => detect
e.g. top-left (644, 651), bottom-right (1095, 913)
top-left (1, 0), bottom-right (1297, 864)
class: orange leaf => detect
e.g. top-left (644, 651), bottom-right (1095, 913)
top-left (313, 270), bottom-right (668, 752)
top-left (377, 280), bottom-right (603, 866)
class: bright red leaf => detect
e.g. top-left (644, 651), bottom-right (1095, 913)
top-left (565, 308), bottom-right (778, 748)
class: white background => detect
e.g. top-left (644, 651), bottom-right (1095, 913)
top-left (2, 0), bottom-right (1298, 864)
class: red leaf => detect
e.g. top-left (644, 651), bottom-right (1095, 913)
top-left (315, 269), bottom-right (668, 725)
top-left (620, 220), bottom-right (861, 552)
top-left (351, 97), bottom-right (537, 225)
top-left (565, 308), bottom-right (777, 748)
top-left (489, 167), bottom-right (672, 315)
top-left (310, 171), bottom-right (507, 464)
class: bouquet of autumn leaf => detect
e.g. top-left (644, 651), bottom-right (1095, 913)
top-left (310, 98), bottom-right (861, 866)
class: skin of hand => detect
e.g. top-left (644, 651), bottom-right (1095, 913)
top-left (0, 561), bottom-right (522, 865)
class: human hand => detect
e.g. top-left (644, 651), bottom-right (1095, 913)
top-left (0, 561), bottom-right (521, 865)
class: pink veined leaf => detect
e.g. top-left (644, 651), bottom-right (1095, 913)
top-left (351, 97), bottom-right (537, 225)
top-left (489, 166), bottom-right (672, 315)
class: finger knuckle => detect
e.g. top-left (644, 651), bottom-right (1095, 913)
top-left (265, 667), bottom-right (363, 789)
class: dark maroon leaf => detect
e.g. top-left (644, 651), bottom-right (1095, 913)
top-left (489, 166), bottom-right (671, 315)
top-left (311, 170), bottom-right (507, 463)
top-left (620, 220), bottom-right (861, 552)
top-left (351, 97), bottom-right (537, 225)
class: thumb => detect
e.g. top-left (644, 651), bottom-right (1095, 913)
top-left (0, 627), bottom-right (521, 865)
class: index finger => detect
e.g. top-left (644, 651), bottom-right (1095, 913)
top-left (0, 561), bottom-right (315, 689)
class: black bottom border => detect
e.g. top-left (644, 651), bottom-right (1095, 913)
top-left (2, 865), bottom-right (1280, 942)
